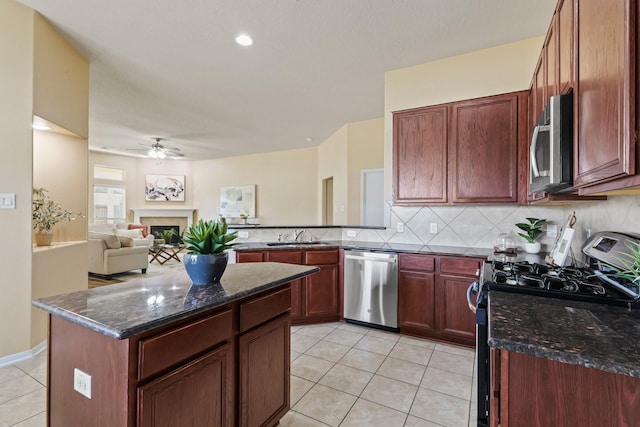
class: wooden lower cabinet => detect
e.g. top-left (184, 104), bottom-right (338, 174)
top-left (138, 344), bottom-right (233, 427)
top-left (47, 284), bottom-right (292, 427)
top-left (398, 253), bottom-right (479, 347)
top-left (493, 350), bottom-right (640, 427)
top-left (239, 314), bottom-right (290, 427)
top-left (398, 269), bottom-right (436, 335)
top-left (236, 248), bottom-right (341, 325)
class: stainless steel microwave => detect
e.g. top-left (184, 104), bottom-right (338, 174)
top-left (529, 93), bottom-right (574, 194)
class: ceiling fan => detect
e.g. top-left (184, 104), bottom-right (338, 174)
top-left (127, 138), bottom-right (184, 159)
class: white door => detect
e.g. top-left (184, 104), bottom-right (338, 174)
top-left (361, 169), bottom-right (384, 226)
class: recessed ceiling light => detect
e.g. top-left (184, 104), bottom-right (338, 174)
top-left (306, 137), bottom-right (314, 143)
top-left (235, 34), bottom-right (253, 46)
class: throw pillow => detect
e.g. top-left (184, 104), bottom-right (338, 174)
top-left (117, 235), bottom-right (135, 247)
top-left (114, 228), bottom-right (143, 238)
top-left (103, 234), bottom-right (122, 249)
top-left (128, 224), bottom-right (149, 238)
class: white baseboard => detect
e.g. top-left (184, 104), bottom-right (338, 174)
top-left (0, 340), bottom-right (47, 368)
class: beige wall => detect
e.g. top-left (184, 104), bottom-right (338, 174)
top-left (193, 147), bottom-right (318, 225)
top-left (346, 118), bottom-right (384, 224)
top-left (318, 125), bottom-right (349, 225)
top-left (383, 36), bottom-right (544, 200)
top-left (33, 130), bottom-right (88, 242)
top-left (0, 2), bottom-right (89, 359)
top-left (0, 0), bottom-right (35, 359)
top-left (33, 13), bottom-right (90, 138)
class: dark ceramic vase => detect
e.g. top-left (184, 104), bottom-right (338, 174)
top-left (183, 252), bottom-right (229, 285)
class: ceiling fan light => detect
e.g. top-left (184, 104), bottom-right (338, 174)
top-left (148, 149), bottom-right (158, 158)
top-left (157, 151), bottom-right (166, 159)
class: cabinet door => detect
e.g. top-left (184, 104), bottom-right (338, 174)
top-left (544, 21), bottom-right (558, 97)
top-left (556, 0), bottom-right (574, 94)
top-left (398, 270), bottom-right (436, 335)
top-left (575, 0), bottom-right (636, 188)
top-left (304, 264), bottom-right (340, 319)
top-left (236, 251), bottom-right (266, 263)
top-left (239, 314), bottom-right (290, 427)
top-left (435, 275), bottom-right (476, 347)
top-left (138, 344), bottom-right (233, 427)
top-left (449, 93), bottom-right (519, 203)
top-left (393, 106), bottom-right (448, 204)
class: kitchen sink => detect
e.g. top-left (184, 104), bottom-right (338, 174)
top-left (266, 241), bottom-right (329, 246)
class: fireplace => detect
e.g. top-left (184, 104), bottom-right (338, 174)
top-left (150, 225), bottom-right (181, 244)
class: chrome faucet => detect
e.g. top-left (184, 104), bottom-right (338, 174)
top-left (293, 229), bottom-right (305, 242)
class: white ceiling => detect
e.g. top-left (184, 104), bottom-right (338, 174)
top-left (18, 0), bottom-right (556, 160)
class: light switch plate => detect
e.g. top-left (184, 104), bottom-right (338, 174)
top-left (346, 230), bottom-right (356, 238)
top-left (238, 231), bottom-right (249, 238)
top-left (430, 223), bottom-right (438, 234)
top-left (397, 222), bottom-right (404, 233)
top-left (0, 194), bottom-right (15, 209)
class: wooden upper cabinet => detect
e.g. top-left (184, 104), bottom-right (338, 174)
top-left (544, 21), bottom-right (558, 97)
top-left (574, 0), bottom-right (636, 189)
top-left (393, 106), bottom-right (448, 204)
top-left (556, 0), bottom-right (574, 94)
top-left (450, 93), bottom-right (520, 203)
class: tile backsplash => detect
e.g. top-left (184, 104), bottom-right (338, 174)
top-left (346, 195), bottom-right (640, 255)
top-left (234, 195), bottom-right (640, 257)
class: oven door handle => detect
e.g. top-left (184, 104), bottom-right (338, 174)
top-left (467, 281), bottom-right (478, 314)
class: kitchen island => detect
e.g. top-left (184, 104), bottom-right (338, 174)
top-left (488, 292), bottom-right (640, 426)
top-left (33, 262), bottom-right (319, 427)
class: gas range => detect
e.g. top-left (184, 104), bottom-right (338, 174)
top-left (480, 259), bottom-right (639, 308)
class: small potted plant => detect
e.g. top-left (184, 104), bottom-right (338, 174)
top-left (182, 218), bottom-right (238, 285)
top-left (155, 228), bottom-right (177, 246)
top-left (32, 187), bottom-right (82, 246)
top-left (515, 217), bottom-right (547, 254)
top-left (609, 240), bottom-right (640, 287)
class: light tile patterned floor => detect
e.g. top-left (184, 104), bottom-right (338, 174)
top-left (285, 322), bottom-right (477, 427)
top-left (0, 322), bottom-right (477, 427)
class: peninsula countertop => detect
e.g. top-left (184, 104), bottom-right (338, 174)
top-left (33, 262), bottom-right (319, 340)
top-left (488, 291), bottom-right (640, 377)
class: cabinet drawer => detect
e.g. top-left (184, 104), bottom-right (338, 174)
top-left (236, 251), bottom-right (265, 263)
top-left (399, 254), bottom-right (435, 272)
top-left (305, 250), bottom-right (339, 265)
top-left (440, 257), bottom-right (482, 276)
top-left (267, 251), bottom-right (302, 264)
top-left (240, 287), bottom-right (291, 332)
top-left (139, 309), bottom-right (232, 380)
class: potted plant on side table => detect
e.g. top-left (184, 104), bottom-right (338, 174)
top-left (516, 217), bottom-right (547, 254)
top-left (182, 218), bottom-right (238, 285)
top-left (32, 187), bottom-right (82, 246)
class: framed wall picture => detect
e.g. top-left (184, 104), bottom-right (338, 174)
top-left (145, 175), bottom-right (185, 201)
top-left (220, 185), bottom-right (255, 218)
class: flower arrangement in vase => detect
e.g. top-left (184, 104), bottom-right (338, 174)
top-left (32, 187), bottom-right (82, 246)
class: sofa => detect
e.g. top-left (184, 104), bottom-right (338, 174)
top-left (88, 223), bottom-right (153, 278)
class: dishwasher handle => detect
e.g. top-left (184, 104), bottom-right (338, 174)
top-left (344, 254), bottom-right (397, 263)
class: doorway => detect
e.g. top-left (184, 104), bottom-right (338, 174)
top-left (361, 169), bottom-right (384, 226)
top-left (322, 177), bottom-right (333, 225)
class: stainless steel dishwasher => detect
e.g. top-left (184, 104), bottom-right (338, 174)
top-left (343, 250), bottom-right (398, 329)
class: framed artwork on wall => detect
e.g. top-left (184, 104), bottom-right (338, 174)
top-left (220, 185), bottom-right (255, 218)
top-left (145, 174), bottom-right (185, 201)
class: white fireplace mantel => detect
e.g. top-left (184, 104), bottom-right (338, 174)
top-left (133, 208), bottom-right (196, 227)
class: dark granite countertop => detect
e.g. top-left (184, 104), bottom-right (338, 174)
top-left (33, 262), bottom-right (319, 340)
top-left (489, 291), bottom-right (640, 377)
top-left (235, 240), bottom-right (493, 258)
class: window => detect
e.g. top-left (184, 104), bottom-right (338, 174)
top-left (93, 165), bottom-right (126, 224)
top-left (93, 186), bottom-right (126, 224)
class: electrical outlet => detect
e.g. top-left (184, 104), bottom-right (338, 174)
top-left (430, 223), bottom-right (438, 234)
top-left (238, 231), bottom-right (249, 238)
top-left (546, 224), bottom-right (558, 238)
top-left (0, 194), bottom-right (15, 209)
top-left (397, 222), bottom-right (404, 233)
top-left (347, 230), bottom-right (356, 237)
top-left (74, 368), bottom-right (92, 399)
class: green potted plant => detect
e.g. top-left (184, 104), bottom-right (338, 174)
top-left (182, 218), bottom-right (238, 285)
top-left (609, 240), bottom-right (640, 286)
top-left (155, 228), bottom-right (177, 245)
top-left (32, 187), bottom-right (82, 246)
top-left (515, 217), bottom-right (547, 254)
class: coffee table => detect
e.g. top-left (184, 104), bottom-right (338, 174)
top-left (149, 244), bottom-right (186, 265)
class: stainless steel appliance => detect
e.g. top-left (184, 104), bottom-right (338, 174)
top-left (343, 250), bottom-right (398, 329)
top-left (467, 231), bottom-right (640, 427)
top-left (530, 93), bottom-right (574, 194)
